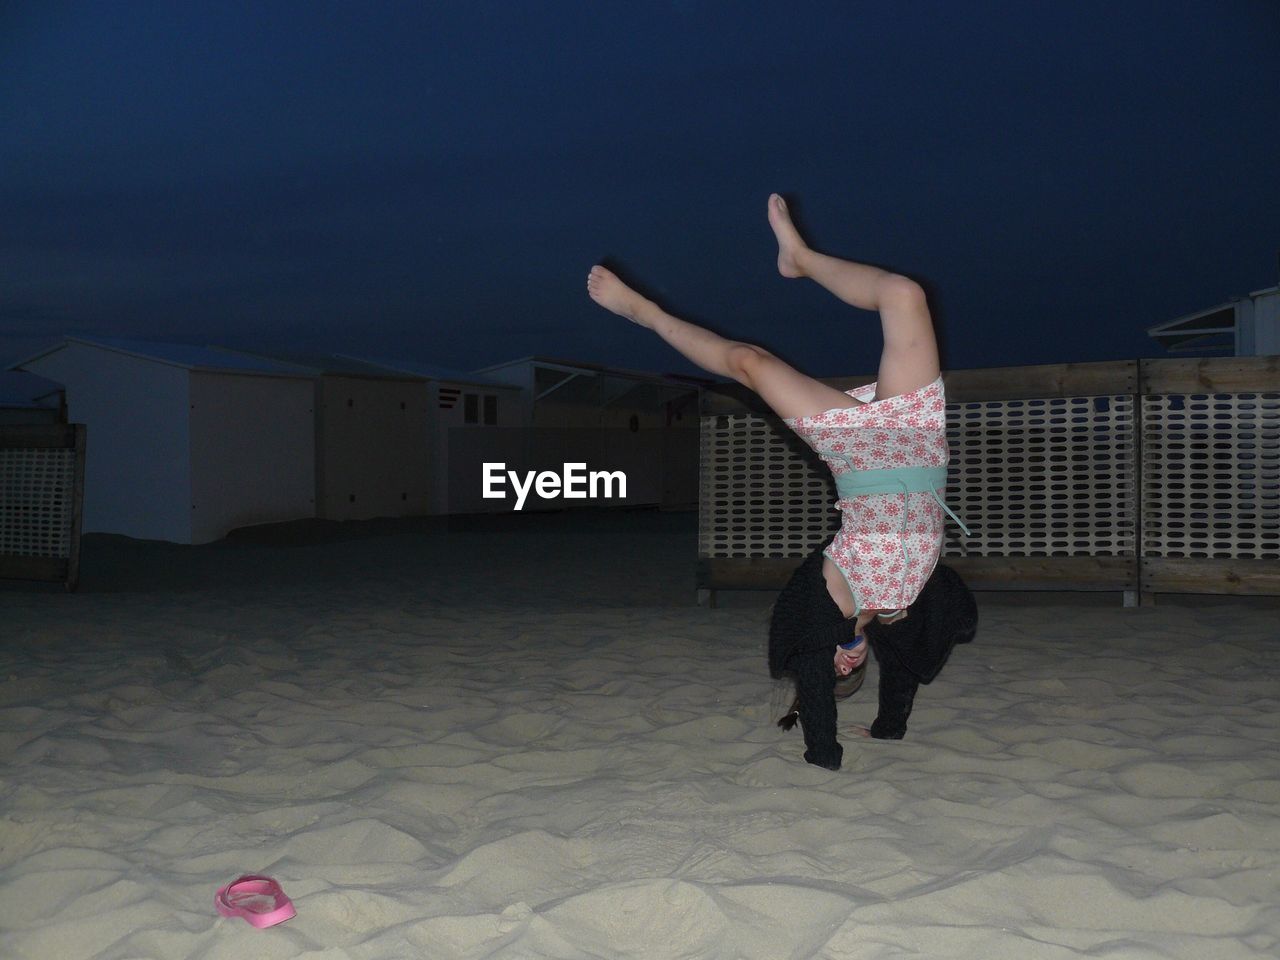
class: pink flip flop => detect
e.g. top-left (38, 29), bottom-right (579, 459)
top-left (215, 875), bottom-right (296, 928)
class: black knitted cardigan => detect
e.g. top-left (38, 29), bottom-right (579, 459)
top-left (768, 548), bottom-right (978, 770)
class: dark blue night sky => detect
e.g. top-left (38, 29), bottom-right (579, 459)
top-left (3, 1), bottom-right (1277, 379)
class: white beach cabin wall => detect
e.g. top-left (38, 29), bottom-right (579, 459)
top-left (327, 355), bottom-right (526, 515)
top-left (431, 377), bottom-right (524, 514)
top-left (188, 371), bottom-right (315, 543)
top-left (474, 356), bottom-right (702, 511)
top-left (315, 374), bottom-right (430, 521)
top-left (20, 341), bottom-right (192, 542)
top-left (1241, 287), bottom-right (1280, 356)
top-left (16, 338), bottom-right (318, 544)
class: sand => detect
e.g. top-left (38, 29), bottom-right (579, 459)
top-left (2, 510), bottom-right (1279, 959)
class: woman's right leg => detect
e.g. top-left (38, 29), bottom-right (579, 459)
top-left (767, 194), bottom-right (940, 402)
top-left (586, 265), bottom-right (857, 422)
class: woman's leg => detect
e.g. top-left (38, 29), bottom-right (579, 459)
top-left (587, 194), bottom-right (938, 630)
top-left (589, 263), bottom-right (865, 627)
top-left (766, 195), bottom-right (942, 628)
top-left (767, 194), bottom-right (940, 401)
top-left (586, 266), bottom-right (856, 421)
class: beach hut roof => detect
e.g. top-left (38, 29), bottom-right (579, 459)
top-left (1147, 285), bottom-right (1280, 355)
top-left (1146, 302), bottom-right (1237, 353)
top-left (333, 354), bottom-right (517, 389)
top-left (476, 355), bottom-right (707, 410)
top-left (13, 336), bottom-right (317, 378)
top-left (206, 350), bottom-right (434, 382)
top-left (0, 370), bottom-right (64, 408)
top-left (476, 355), bottom-right (710, 388)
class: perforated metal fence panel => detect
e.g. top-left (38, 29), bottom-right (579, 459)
top-left (699, 396), bottom-right (1138, 561)
top-left (0, 425), bottom-right (85, 588)
top-left (699, 359), bottom-right (1280, 598)
top-left (946, 395), bottom-right (1137, 558)
top-left (698, 412), bottom-right (838, 559)
top-left (0, 446), bottom-right (77, 556)
top-left (1141, 392), bottom-right (1280, 560)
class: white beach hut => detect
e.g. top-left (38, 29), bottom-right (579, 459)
top-left (312, 359), bottom-right (434, 522)
top-left (336, 356), bottom-right (523, 514)
top-left (13, 336), bottom-right (316, 544)
top-left (228, 353), bottom-right (434, 522)
top-left (1148, 285), bottom-right (1280, 356)
top-left (474, 356), bottom-right (704, 510)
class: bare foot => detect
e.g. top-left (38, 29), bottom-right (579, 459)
top-left (586, 265), bottom-right (653, 328)
top-left (767, 193), bottom-right (809, 279)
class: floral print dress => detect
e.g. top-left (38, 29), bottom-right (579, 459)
top-left (783, 376), bottom-right (953, 612)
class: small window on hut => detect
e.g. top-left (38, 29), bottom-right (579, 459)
top-left (483, 394), bottom-right (498, 425)
top-left (464, 393), bottom-right (479, 424)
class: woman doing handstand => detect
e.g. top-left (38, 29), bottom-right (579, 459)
top-left (587, 195), bottom-right (976, 769)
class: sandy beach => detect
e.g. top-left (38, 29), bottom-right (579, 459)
top-left (2, 510), bottom-right (1278, 959)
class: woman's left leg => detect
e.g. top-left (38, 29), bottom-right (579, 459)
top-left (587, 265), bottom-right (857, 422)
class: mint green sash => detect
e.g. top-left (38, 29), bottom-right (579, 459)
top-left (830, 463), bottom-right (971, 537)
top-left (833, 465), bottom-right (948, 498)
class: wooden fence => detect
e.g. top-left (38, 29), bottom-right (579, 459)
top-left (698, 357), bottom-right (1280, 604)
top-left (0, 424), bottom-right (86, 590)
